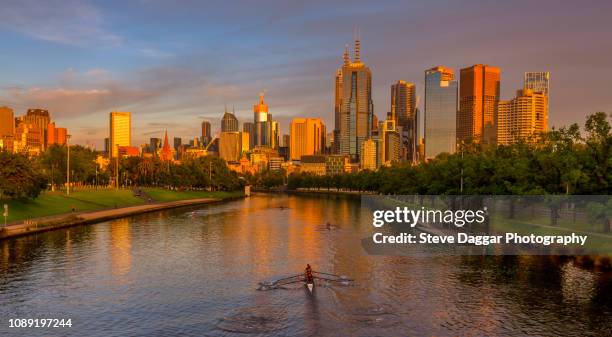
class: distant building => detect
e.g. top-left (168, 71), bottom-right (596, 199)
top-left (221, 108), bottom-right (239, 132)
top-left (117, 145), bottom-right (140, 157)
top-left (300, 155), bottom-right (327, 176)
top-left (424, 66), bottom-right (458, 160)
top-left (391, 80), bottom-right (417, 162)
top-left (290, 118), bottom-right (326, 161)
top-left (149, 137), bottom-right (161, 154)
top-left (380, 119), bottom-right (401, 166)
top-left (160, 130), bottom-right (174, 161)
top-left (524, 72), bottom-right (550, 113)
top-left (109, 111), bottom-right (131, 158)
top-left (282, 134), bottom-right (291, 148)
top-left (243, 122), bottom-right (255, 150)
top-left (271, 120), bottom-right (280, 149)
top-left (19, 109), bottom-right (50, 150)
top-left (47, 122), bottom-right (67, 146)
top-left (0, 106), bottom-right (14, 139)
top-left (325, 155), bottom-right (350, 176)
top-left (219, 131), bottom-right (247, 162)
top-left (360, 138), bottom-right (379, 171)
top-left (200, 120), bottom-right (212, 146)
top-left (458, 64), bottom-right (500, 145)
top-left (268, 156), bottom-right (283, 171)
top-left (335, 39), bottom-right (373, 161)
top-left (253, 94), bottom-right (273, 147)
top-left (497, 89), bottom-right (548, 145)
top-left (13, 122), bottom-right (42, 156)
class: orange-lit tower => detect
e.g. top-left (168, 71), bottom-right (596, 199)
top-left (160, 130), bottom-right (173, 161)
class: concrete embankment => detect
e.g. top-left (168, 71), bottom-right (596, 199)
top-left (0, 197), bottom-right (235, 240)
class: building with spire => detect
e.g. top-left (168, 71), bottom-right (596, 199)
top-left (160, 130), bottom-right (173, 161)
top-left (335, 36), bottom-right (374, 161)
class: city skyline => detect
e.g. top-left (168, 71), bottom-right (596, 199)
top-left (0, 1), bottom-right (611, 148)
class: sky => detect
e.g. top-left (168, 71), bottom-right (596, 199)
top-left (0, 0), bottom-right (611, 148)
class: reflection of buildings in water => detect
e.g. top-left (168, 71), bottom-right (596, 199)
top-left (110, 218), bottom-right (132, 280)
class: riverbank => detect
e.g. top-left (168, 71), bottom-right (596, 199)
top-left (0, 189), bottom-right (244, 240)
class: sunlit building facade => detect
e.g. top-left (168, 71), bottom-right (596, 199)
top-left (109, 111), bottom-right (131, 158)
top-left (47, 122), bottom-right (67, 146)
top-left (253, 94), bottom-right (273, 147)
top-left (220, 131), bottom-right (247, 162)
top-left (360, 138), bottom-right (379, 171)
top-left (391, 80), bottom-right (417, 162)
top-left (221, 109), bottom-right (239, 132)
top-left (336, 39), bottom-right (374, 161)
top-left (497, 89), bottom-right (548, 145)
top-left (458, 64), bottom-right (500, 145)
top-left (290, 118), bottom-right (326, 161)
top-left (201, 121), bottom-right (212, 146)
top-left (424, 66), bottom-right (458, 160)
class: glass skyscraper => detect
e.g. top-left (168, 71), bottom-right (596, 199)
top-left (424, 66), bottom-right (458, 160)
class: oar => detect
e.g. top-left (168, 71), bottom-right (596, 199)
top-left (312, 271), bottom-right (347, 278)
top-left (273, 274), bottom-right (303, 284)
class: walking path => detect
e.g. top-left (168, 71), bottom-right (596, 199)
top-left (0, 198), bottom-right (223, 240)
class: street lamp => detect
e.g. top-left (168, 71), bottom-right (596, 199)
top-left (66, 134), bottom-right (71, 195)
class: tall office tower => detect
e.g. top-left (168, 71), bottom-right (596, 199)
top-left (282, 134), bottom-right (291, 148)
top-left (391, 80), bottom-right (417, 162)
top-left (271, 120), bottom-right (280, 149)
top-left (104, 138), bottom-right (110, 154)
top-left (0, 106), bottom-right (14, 137)
top-left (289, 118), bottom-right (326, 161)
top-left (201, 121), bottom-right (212, 146)
top-left (497, 89), bottom-right (548, 145)
top-left (46, 122), bottom-right (67, 146)
top-left (253, 93), bottom-right (273, 147)
top-left (458, 64), bottom-right (500, 145)
top-left (219, 131), bottom-right (246, 162)
top-left (20, 109), bottom-right (51, 149)
top-left (336, 39), bottom-right (374, 160)
top-left (109, 111), bottom-right (131, 158)
top-left (424, 66), bottom-right (458, 160)
top-left (524, 72), bottom-right (550, 112)
top-left (149, 137), bottom-right (161, 154)
top-left (360, 138), bottom-right (380, 171)
top-left (379, 119), bottom-right (401, 166)
top-left (333, 66), bottom-right (344, 154)
top-left (221, 107), bottom-right (239, 132)
top-left (243, 122), bottom-right (254, 150)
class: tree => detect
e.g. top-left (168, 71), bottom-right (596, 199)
top-left (0, 151), bottom-right (47, 199)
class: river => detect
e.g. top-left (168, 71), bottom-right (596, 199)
top-left (0, 193), bottom-right (610, 336)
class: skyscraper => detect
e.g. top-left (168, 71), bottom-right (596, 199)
top-left (458, 64), bottom-right (500, 145)
top-left (497, 88), bottom-right (548, 145)
top-left (336, 38), bottom-right (374, 161)
top-left (379, 118), bottom-right (400, 166)
top-left (221, 107), bottom-right (239, 132)
top-left (0, 106), bottom-right (14, 137)
top-left (271, 120), bottom-right (280, 149)
top-left (109, 112), bottom-right (131, 158)
top-left (289, 118), bottom-right (326, 161)
top-left (524, 72), bottom-right (550, 113)
top-left (20, 109), bottom-right (50, 149)
top-left (391, 80), bottom-right (417, 162)
top-left (424, 66), bottom-right (458, 160)
top-left (243, 122), bottom-right (254, 150)
top-left (201, 121), bottom-right (212, 146)
top-left (46, 122), bottom-right (67, 146)
top-left (253, 93), bottom-right (273, 147)
top-left (219, 131), bottom-right (246, 162)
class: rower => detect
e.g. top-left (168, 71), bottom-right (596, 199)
top-left (305, 264), bottom-right (314, 284)
top-left (326, 222), bottom-right (331, 230)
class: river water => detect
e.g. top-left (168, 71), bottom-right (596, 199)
top-left (0, 193), bottom-right (610, 336)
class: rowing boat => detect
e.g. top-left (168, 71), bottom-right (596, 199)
top-left (258, 271), bottom-right (353, 292)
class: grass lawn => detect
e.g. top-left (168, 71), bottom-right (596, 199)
top-left (1, 189), bottom-right (145, 223)
top-left (142, 188), bottom-right (243, 202)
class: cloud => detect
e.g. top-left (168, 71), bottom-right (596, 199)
top-left (0, 0), bottom-right (121, 47)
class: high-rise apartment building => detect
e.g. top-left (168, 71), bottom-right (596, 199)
top-left (221, 108), bottom-right (239, 132)
top-left (458, 64), bottom-right (500, 145)
top-left (109, 111), bottom-right (131, 158)
top-left (424, 66), bottom-right (458, 160)
top-left (497, 89), bottom-right (548, 145)
top-left (524, 72), bottom-right (550, 113)
top-left (289, 118), bottom-right (326, 161)
top-left (201, 121), bottom-right (212, 146)
top-left (391, 80), bottom-right (417, 162)
top-left (335, 39), bottom-right (374, 161)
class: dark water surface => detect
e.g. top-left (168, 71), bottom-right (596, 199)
top-left (1, 194), bottom-right (611, 336)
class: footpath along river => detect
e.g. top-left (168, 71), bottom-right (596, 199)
top-left (0, 193), bottom-right (610, 336)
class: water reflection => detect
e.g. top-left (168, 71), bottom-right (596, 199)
top-left (0, 194), bottom-right (610, 337)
